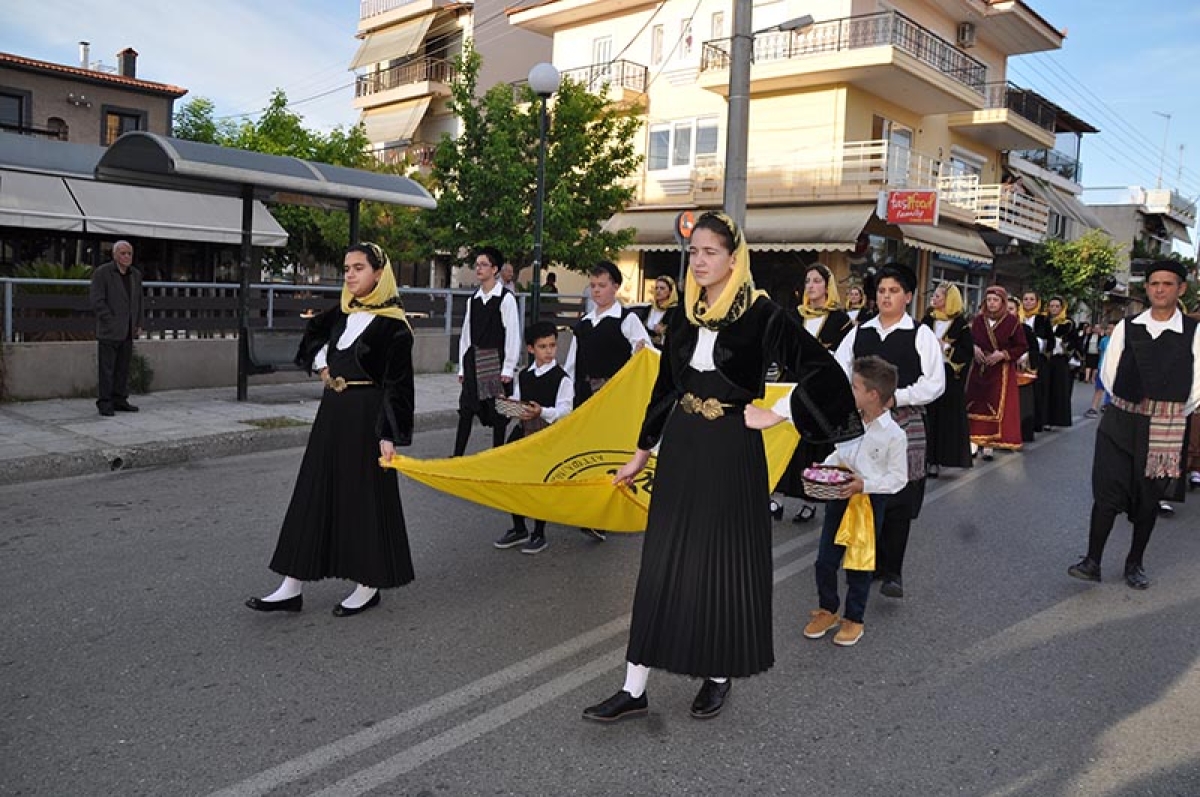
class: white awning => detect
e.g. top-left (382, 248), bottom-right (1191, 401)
top-left (898, 223), bottom-right (993, 265)
top-left (350, 15), bottom-right (435, 70)
top-left (65, 178), bottom-right (288, 246)
top-left (360, 98), bottom-right (431, 145)
top-left (1021, 177), bottom-right (1109, 234)
top-left (0, 168), bottom-right (84, 231)
top-left (606, 204), bottom-right (875, 252)
top-left (1161, 216), bottom-right (1192, 245)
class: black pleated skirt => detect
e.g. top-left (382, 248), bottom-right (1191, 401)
top-left (269, 385), bottom-right (415, 589)
top-left (926, 366), bottom-right (973, 468)
top-left (627, 370), bottom-right (774, 678)
top-left (1044, 355), bottom-right (1074, 427)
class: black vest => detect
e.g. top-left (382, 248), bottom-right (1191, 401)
top-left (1112, 315), bottom-right (1197, 403)
top-left (854, 324), bottom-right (922, 389)
top-left (469, 290), bottom-right (511, 351)
top-left (574, 308), bottom-right (633, 380)
top-left (518, 364), bottom-right (568, 408)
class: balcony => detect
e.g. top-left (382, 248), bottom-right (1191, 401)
top-left (947, 82), bottom-right (1057, 151)
top-left (974, 184), bottom-right (1050, 243)
top-left (560, 60), bottom-right (649, 110)
top-left (1011, 148), bottom-right (1083, 184)
top-left (354, 57), bottom-right (456, 109)
top-left (697, 11), bottom-right (987, 115)
top-left (1141, 188), bottom-right (1198, 228)
top-left (358, 0), bottom-right (458, 32)
top-left (371, 142), bottom-right (438, 170)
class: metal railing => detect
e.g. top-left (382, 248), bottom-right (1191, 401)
top-left (700, 10), bottom-right (987, 93)
top-left (976, 184), bottom-right (1050, 241)
top-left (356, 57), bottom-right (457, 98)
top-left (371, 143), bottom-right (438, 168)
top-left (360, 0), bottom-right (423, 19)
top-left (1012, 148), bottom-right (1083, 183)
top-left (984, 82), bottom-right (1056, 131)
top-left (560, 60), bottom-right (649, 95)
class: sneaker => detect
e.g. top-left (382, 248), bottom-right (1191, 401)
top-left (1085, 408), bottom-right (1098, 418)
top-left (580, 527), bottom-right (607, 542)
top-left (1158, 501), bottom-right (1175, 517)
top-left (880, 578), bottom-right (904, 599)
top-left (521, 535), bottom-right (548, 555)
top-left (833, 620), bottom-right (864, 647)
top-left (803, 609), bottom-right (840, 639)
top-left (493, 528), bottom-right (530, 549)
top-left (981, 447), bottom-right (994, 461)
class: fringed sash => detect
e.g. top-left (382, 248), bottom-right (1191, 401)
top-left (892, 405), bottom-right (927, 481)
top-left (1109, 396), bottom-right (1187, 479)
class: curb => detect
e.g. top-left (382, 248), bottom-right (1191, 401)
top-left (0, 408), bottom-right (461, 487)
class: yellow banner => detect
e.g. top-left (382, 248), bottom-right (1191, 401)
top-left (383, 348), bottom-right (799, 532)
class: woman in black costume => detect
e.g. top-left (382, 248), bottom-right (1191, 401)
top-left (581, 212), bottom-right (861, 723)
top-left (920, 282), bottom-right (973, 474)
top-left (246, 242), bottom-right (415, 617)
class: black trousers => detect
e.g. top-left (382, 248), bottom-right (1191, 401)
top-left (875, 479), bottom-right (923, 580)
top-left (97, 337), bottom-right (133, 410)
top-left (1087, 407), bottom-right (1169, 567)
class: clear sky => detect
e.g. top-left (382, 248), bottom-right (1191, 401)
top-left (2, 0), bottom-right (1196, 239)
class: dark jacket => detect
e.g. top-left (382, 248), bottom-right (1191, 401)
top-left (296, 307), bottom-right (416, 446)
top-left (89, 261), bottom-right (144, 341)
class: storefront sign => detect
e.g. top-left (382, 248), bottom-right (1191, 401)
top-left (885, 190), bottom-right (939, 225)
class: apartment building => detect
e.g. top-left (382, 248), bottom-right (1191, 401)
top-left (509, 0), bottom-right (1097, 312)
top-left (352, 0), bottom-right (551, 169)
top-left (1089, 186), bottom-right (1197, 284)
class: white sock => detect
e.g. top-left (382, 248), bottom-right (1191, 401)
top-left (263, 576), bottom-right (303, 602)
top-left (622, 663), bottom-right (650, 698)
top-left (341, 584), bottom-right (378, 609)
top-left (709, 677), bottom-right (727, 684)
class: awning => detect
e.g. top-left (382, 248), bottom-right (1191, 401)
top-left (0, 168), bottom-right (84, 231)
top-left (898, 223), bottom-right (993, 265)
top-left (360, 98), bottom-right (431, 144)
top-left (606, 204), bottom-right (875, 252)
top-left (350, 15), bottom-right (435, 70)
top-left (65, 178), bottom-right (288, 246)
top-left (1160, 215), bottom-right (1192, 245)
top-left (1021, 177), bottom-right (1108, 234)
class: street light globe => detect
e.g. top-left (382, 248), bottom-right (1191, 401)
top-left (528, 62), bottom-right (561, 97)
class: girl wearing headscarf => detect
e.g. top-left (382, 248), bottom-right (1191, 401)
top-left (644, 275), bottom-right (680, 348)
top-left (776, 264), bottom-right (854, 522)
top-left (965, 285), bottom-right (1027, 459)
top-left (920, 283), bottom-right (974, 475)
top-left (582, 212), bottom-right (861, 723)
top-left (845, 282), bottom-right (867, 325)
top-left (1042, 296), bottom-right (1076, 429)
top-left (1008, 296), bottom-right (1040, 443)
top-left (247, 242), bottom-right (416, 617)
top-left (1018, 290), bottom-right (1052, 432)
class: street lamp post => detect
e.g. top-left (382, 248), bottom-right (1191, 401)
top-left (722, 9), bottom-right (814, 228)
top-left (528, 62), bottom-right (561, 323)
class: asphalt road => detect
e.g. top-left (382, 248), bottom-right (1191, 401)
top-left (2, 392), bottom-right (1199, 796)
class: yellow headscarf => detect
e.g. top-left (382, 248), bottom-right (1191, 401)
top-left (654, 275), bottom-right (680, 310)
top-left (684, 211), bottom-right (767, 330)
top-left (845, 282), bottom-right (865, 310)
top-left (1047, 297), bottom-right (1069, 326)
top-left (930, 283), bottom-right (963, 321)
top-left (340, 242), bottom-right (411, 329)
top-left (798, 264), bottom-right (842, 319)
top-left (1018, 293), bottom-right (1042, 323)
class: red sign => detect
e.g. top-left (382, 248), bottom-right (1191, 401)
top-left (885, 190), bottom-right (939, 225)
top-left (673, 211), bottom-right (696, 249)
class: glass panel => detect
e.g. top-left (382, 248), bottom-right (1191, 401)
top-left (672, 121), bottom-right (693, 167)
top-left (0, 93), bottom-right (22, 128)
top-left (679, 18), bottom-right (693, 58)
top-left (648, 126), bottom-right (670, 170)
top-left (696, 117), bottom-right (718, 156)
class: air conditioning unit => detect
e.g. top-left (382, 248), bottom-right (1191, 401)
top-left (957, 21), bottom-right (977, 48)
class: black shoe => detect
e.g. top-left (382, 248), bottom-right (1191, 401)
top-left (690, 679), bottom-right (732, 719)
top-left (494, 528), bottom-right (530, 549)
top-left (792, 504), bottom-right (816, 524)
top-left (99, 406), bottom-right (115, 417)
top-left (113, 401), bottom-right (139, 412)
top-left (1158, 501), bottom-right (1175, 517)
top-left (769, 500), bottom-right (783, 521)
top-left (580, 527), bottom-right (607, 542)
top-left (880, 578), bottom-right (904, 599)
top-left (1067, 557), bottom-right (1101, 583)
top-left (1124, 563), bottom-right (1149, 590)
top-left (332, 590), bottom-right (380, 617)
top-left (521, 535), bottom-right (548, 555)
top-left (582, 690), bottom-right (648, 722)
top-left (245, 595), bottom-right (303, 613)
top-left (926, 463), bottom-right (940, 478)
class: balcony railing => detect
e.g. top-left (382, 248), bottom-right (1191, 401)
top-left (360, 0), bottom-right (422, 20)
top-left (1012, 148), bottom-right (1082, 183)
top-left (560, 60), bottom-right (649, 95)
top-left (986, 82), bottom-right (1055, 131)
top-left (371, 142), bottom-right (438, 168)
top-left (976, 184), bottom-right (1050, 240)
top-left (356, 57), bottom-right (457, 98)
top-left (700, 11), bottom-right (987, 93)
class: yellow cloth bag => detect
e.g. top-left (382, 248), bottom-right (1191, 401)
top-left (834, 493), bottom-right (875, 572)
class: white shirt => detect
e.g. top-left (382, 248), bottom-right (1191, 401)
top-left (511, 361), bottom-right (574, 424)
top-left (458, 282), bottom-right (522, 378)
top-left (313, 312), bottom-right (374, 371)
top-left (833, 314), bottom-right (945, 408)
top-left (646, 306), bottom-right (667, 332)
top-left (1101, 309), bottom-right (1200, 414)
top-left (821, 410), bottom-right (908, 495)
top-left (564, 302), bottom-right (651, 379)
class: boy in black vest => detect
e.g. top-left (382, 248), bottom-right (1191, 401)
top-left (563, 261), bottom-right (651, 541)
top-left (493, 322), bottom-right (575, 554)
top-left (1068, 260), bottom-right (1200, 590)
top-left (454, 246), bottom-right (522, 457)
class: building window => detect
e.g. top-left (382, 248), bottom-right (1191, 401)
top-left (102, 106), bottom-right (146, 145)
top-left (651, 25), bottom-right (664, 65)
top-left (0, 88), bottom-right (29, 133)
top-left (931, 261), bottom-right (988, 314)
top-left (649, 115), bottom-right (719, 171)
top-left (711, 11), bottom-right (725, 40)
top-left (679, 18), bottom-right (694, 59)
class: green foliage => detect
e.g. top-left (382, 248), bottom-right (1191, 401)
top-left (14, 261), bottom-right (93, 287)
top-left (427, 46), bottom-right (639, 274)
top-left (129, 349), bottom-right (154, 395)
top-left (1029, 230), bottom-right (1122, 305)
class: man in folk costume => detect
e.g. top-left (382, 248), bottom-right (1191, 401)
top-left (1068, 261), bottom-right (1200, 590)
top-left (833, 262), bottom-right (944, 599)
top-left (453, 247), bottom-right (522, 457)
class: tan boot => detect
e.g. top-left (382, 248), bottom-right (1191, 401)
top-left (803, 609), bottom-right (840, 639)
top-left (833, 620), bottom-right (864, 647)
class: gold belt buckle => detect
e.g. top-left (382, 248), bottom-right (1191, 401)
top-left (680, 392), bottom-right (729, 420)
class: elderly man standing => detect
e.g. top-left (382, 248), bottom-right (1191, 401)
top-left (89, 240), bottom-right (143, 417)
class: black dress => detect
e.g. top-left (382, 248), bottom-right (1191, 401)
top-left (922, 312), bottom-right (974, 469)
top-left (1044, 320), bottom-right (1076, 427)
top-left (626, 297), bottom-right (861, 677)
top-left (269, 310), bottom-right (416, 589)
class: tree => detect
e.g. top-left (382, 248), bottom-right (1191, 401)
top-left (1029, 230), bottom-right (1122, 311)
top-left (427, 46), bottom-right (640, 274)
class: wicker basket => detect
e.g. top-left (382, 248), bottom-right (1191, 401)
top-left (801, 465), bottom-right (853, 500)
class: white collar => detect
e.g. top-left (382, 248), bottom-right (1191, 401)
top-left (585, 302), bottom-right (624, 324)
top-left (1132, 308), bottom-right (1184, 333)
top-left (474, 281), bottom-right (504, 301)
top-left (862, 313), bottom-right (914, 333)
top-left (527, 360), bottom-right (559, 376)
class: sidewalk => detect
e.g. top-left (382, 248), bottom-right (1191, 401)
top-left (0, 374), bottom-right (463, 486)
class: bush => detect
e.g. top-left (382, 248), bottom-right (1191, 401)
top-left (129, 349), bottom-right (154, 395)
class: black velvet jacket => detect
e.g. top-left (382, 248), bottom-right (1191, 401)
top-left (920, 311), bottom-right (974, 380)
top-left (295, 307), bottom-right (416, 446)
top-left (637, 296), bottom-right (863, 450)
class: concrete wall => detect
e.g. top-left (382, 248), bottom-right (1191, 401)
top-left (1, 333), bottom-right (457, 401)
